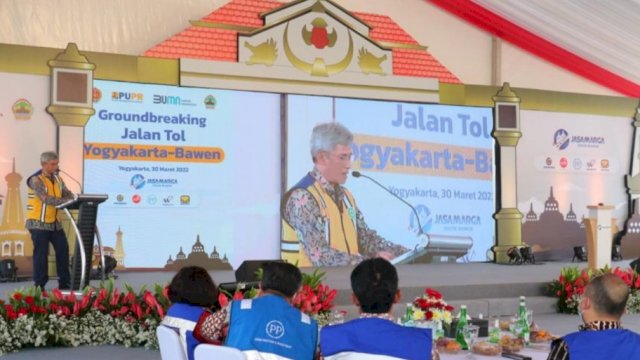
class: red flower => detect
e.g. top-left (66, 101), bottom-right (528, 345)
top-left (232, 291), bottom-right (244, 301)
top-left (218, 293), bottom-right (229, 308)
top-left (425, 288), bottom-right (443, 300)
top-left (426, 310), bottom-right (434, 320)
top-left (12, 293), bottom-right (23, 301)
top-left (24, 296), bottom-right (35, 306)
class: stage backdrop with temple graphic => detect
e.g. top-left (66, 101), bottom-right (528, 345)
top-left (517, 110), bottom-right (632, 260)
top-left (83, 80), bottom-right (282, 270)
top-left (285, 95), bottom-right (495, 264)
top-left (0, 71), bottom-right (58, 275)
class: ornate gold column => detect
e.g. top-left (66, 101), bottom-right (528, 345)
top-left (491, 83), bottom-right (523, 263)
top-left (625, 102), bottom-right (640, 208)
top-left (45, 43), bottom-right (95, 275)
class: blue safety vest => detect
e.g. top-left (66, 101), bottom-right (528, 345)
top-left (321, 317), bottom-right (432, 360)
top-left (162, 303), bottom-right (206, 360)
top-left (564, 329), bottom-right (640, 359)
top-left (225, 294), bottom-right (318, 360)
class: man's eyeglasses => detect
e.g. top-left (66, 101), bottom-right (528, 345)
top-left (329, 152), bottom-right (353, 162)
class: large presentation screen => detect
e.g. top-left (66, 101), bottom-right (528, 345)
top-left (84, 80), bottom-right (281, 269)
top-left (286, 95), bottom-right (495, 263)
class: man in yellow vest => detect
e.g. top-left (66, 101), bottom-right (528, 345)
top-left (25, 151), bottom-right (75, 289)
top-left (282, 122), bottom-right (407, 267)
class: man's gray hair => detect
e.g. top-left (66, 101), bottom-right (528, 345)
top-left (40, 151), bottom-right (59, 164)
top-left (310, 122), bottom-right (353, 161)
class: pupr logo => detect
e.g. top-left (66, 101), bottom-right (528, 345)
top-left (130, 174), bottom-right (146, 189)
top-left (410, 205), bottom-right (433, 234)
top-left (265, 320), bottom-right (285, 339)
top-left (93, 87), bottom-right (102, 103)
top-left (553, 129), bottom-right (570, 150)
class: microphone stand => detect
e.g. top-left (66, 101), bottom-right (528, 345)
top-left (57, 168), bottom-right (83, 194)
top-left (351, 171), bottom-right (425, 236)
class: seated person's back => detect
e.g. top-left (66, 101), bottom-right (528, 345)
top-left (161, 266), bottom-right (226, 360)
top-left (321, 258), bottom-right (432, 360)
top-left (548, 273), bottom-right (640, 360)
top-left (225, 261), bottom-right (318, 360)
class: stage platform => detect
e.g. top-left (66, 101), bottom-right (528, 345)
top-left (0, 259), bottom-right (634, 320)
top-left (2, 259), bottom-right (640, 359)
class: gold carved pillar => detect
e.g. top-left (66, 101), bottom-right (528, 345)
top-left (45, 43), bottom-right (95, 274)
top-left (491, 83), bottom-right (523, 263)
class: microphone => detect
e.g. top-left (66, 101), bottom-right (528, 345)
top-left (57, 168), bottom-right (84, 194)
top-left (351, 171), bottom-right (425, 236)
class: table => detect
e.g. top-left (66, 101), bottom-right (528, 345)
top-left (438, 341), bottom-right (551, 360)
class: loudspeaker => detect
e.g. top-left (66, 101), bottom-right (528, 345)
top-left (507, 247), bottom-right (523, 264)
top-left (519, 246), bottom-right (535, 264)
top-left (91, 255), bottom-right (118, 280)
top-left (612, 244), bottom-right (623, 261)
top-left (235, 259), bottom-right (285, 283)
top-left (572, 246), bottom-right (587, 262)
top-left (0, 259), bottom-right (17, 281)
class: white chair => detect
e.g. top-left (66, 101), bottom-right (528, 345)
top-left (157, 325), bottom-right (188, 360)
top-left (194, 344), bottom-right (246, 360)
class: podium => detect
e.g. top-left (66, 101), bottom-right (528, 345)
top-left (584, 205), bottom-right (615, 270)
top-left (391, 234), bottom-right (473, 264)
top-left (57, 194), bottom-right (108, 290)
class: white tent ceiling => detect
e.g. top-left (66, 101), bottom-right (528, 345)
top-left (473, 0), bottom-right (640, 89)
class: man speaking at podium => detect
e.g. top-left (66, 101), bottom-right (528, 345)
top-left (25, 151), bottom-right (74, 290)
top-left (282, 122), bottom-right (407, 267)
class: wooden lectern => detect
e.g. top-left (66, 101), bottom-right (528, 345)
top-left (584, 205), bottom-right (615, 270)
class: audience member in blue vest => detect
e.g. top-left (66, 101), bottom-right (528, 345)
top-left (161, 266), bottom-right (227, 360)
top-left (547, 273), bottom-right (640, 360)
top-left (225, 261), bottom-right (318, 360)
top-left (320, 258), bottom-right (434, 360)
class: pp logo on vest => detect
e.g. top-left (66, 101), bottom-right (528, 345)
top-left (265, 320), bottom-right (285, 339)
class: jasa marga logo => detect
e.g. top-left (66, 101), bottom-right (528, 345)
top-left (410, 205), bottom-right (433, 234)
top-left (130, 174), bottom-right (146, 189)
top-left (553, 129), bottom-right (570, 150)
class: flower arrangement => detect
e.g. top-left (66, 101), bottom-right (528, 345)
top-left (411, 288), bottom-right (454, 325)
top-left (548, 266), bottom-right (591, 314)
top-left (222, 267), bottom-right (338, 325)
top-left (0, 279), bottom-right (170, 355)
top-left (292, 268), bottom-right (338, 325)
top-left (549, 266), bottom-right (640, 314)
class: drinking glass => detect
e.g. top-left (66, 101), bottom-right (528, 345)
top-left (463, 324), bottom-right (480, 359)
top-left (509, 316), bottom-right (522, 336)
top-left (526, 310), bottom-right (533, 327)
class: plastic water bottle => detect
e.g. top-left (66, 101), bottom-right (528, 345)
top-left (518, 299), bottom-right (530, 345)
top-left (455, 305), bottom-right (469, 350)
top-left (403, 303), bottom-right (415, 326)
top-left (489, 318), bottom-right (500, 343)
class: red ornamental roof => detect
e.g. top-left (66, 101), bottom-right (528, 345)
top-left (144, 0), bottom-right (460, 84)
